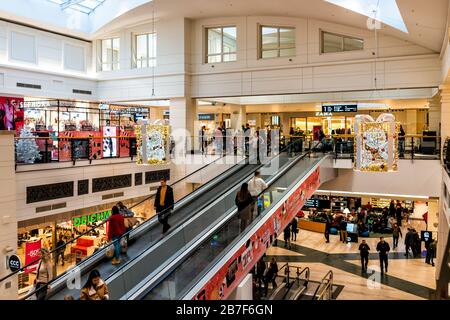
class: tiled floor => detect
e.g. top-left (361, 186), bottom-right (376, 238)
top-left (266, 222), bottom-right (436, 300)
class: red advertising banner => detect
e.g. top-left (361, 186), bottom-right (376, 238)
top-left (194, 167), bottom-right (320, 300)
top-left (313, 126), bottom-right (322, 141)
top-left (24, 240), bottom-right (42, 273)
top-left (0, 96), bottom-right (24, 135)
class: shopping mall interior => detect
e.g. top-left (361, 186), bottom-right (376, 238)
top-left (0, 0), bottom-right (450, 305)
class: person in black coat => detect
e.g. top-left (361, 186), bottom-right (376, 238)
top-left (256, 258), bottom-right (266, 289)
top-left (235, 183), bottom-right (254, 231)
top-left (358, 240), bottom-right (370, 272)
top-left (376, 237), bottom-right (390, 273)
top-left (404, 228), bottom-right (414, 257)
top-left (154, 178), bottom-right (174, 234)
top-left (291, 217), bottom-right (298, 241)
top-left (263, 258), bottom-right (279, 297)
top-left (283, 224), bottom-right (291, 249)
top-left (395, 204), bottom-right (403, 227)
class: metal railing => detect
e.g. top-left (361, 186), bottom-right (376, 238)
top-left (314, 270), bottom-right (334, 300)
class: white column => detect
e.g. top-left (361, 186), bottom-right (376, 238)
top-left (428, 94), bottom-right (441, 133)
top-left (170, 98), bottom-right (197, 155)
top-left (230, 105), bottom-right (247, 130)
top-left (0, 132), bottom-right (18, 300)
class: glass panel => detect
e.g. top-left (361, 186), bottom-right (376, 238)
top-left (207, 28), bottom-right (222, 55)
top-left (149, 33), bottom-right (157, 59)
top-left (101, 39), bottom-right (111, 71)
top-left (344, 37), bottom-right (364, 51)
top-left (280, 48), bottom-right (295, 57)
top-left (322, 32), bottom-right (342, 53)
top-left (261, 27), bottom-right (278, 51)
top-left (279, 28), bottom-right (295, 49)
top-left (136, 34), bottom-right (148, 68)
top-left (222, 27), bottom-right (237, 53)
top-left (207, 55), bottom-right (221, 63)
top-left (223, 53), bottom-right (236, 62)
top-left (262, 49), bottom-right (278, 59)
top-left (112, 38), bottom-right (120, 70)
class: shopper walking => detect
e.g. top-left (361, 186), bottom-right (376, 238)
top-left (398, 125), bottom-right (405, 158)
top-left (413, 229), bottom-right (421, 257)
top-left (34, 248), bottom-right (53, 300)
top-left (376, 237), bottom-right (391, 274)
top-left (248, 170), bottom-right (268, 214)
top-left (426, 239), bottom-right (437, 267)
top-left (80, 270), bottom-right (109, 300)
top-left (392, 223), bottom-right (402, 249)
top-left (154, 177), bottom-right (174, 234)
top-left (235, 183), bottom-right (254, 231)
top-left (117, 201), bottom-right (135, 242)
top-left (55, 234), bottom-right (66, 266)
top-left (389, 200), bottom-right (396, 218)
top-left (358, 240), bottom-right (371, 272)
top-left (395, 204), bottom-right (403, 227)
top-left (256, 258), bottom-right (266, 289)
top-left (404, 228), bottom-right (414, 258)
top-left (291, 217), bottom-right (298, 242)
top-left (108, 206), bottom-right (125, 265)
top-left (339, 217), bottom-right (348, 243)
top-left (283, 224), bottom-right (291, 249)
top-left (324, 215), bottom-right (331, 243)
top-left (263, 258), bottom-right (279, 297)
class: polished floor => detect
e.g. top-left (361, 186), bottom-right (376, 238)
top-left (266, 221), bottom-right (436, 300)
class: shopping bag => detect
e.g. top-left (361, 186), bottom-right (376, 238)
top-left (105, 243), bottom-right (114, 258)
top-left (120, 237), bottom-right (128, 254)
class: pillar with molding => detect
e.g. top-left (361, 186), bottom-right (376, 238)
top-left (170, 97), bottom-right (197, 156)
top-left (0, 132), bottom-right (18, 300)
top-left (428, 94), bottom-right (441, 134)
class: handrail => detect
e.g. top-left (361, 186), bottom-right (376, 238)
top-left (0, 152), bottom-right (231, 284)
top-left (314, 270), bottom-right (334, 300)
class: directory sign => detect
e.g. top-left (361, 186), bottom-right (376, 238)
top-left (322, 104), bottom-right (358, 113)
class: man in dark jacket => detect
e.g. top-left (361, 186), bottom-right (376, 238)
top-left (404, 228), bottom-right (414, 258)
top-left (395, 204), bottom-right (403, 227)
top-left (358, 240), bottom-right (370, 272)
top-left (256, 258), bottom-right (266, 289)
top-left (412, 229), bottom-right (421, 257)
top-left (376, 237), bottom-right (390, 273)
top-left (154, 178), bottom-right (174, 234)
top-left (339, 217), bottom-right (348, 243)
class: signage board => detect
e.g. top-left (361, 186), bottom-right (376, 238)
top-left (8, 255), bottom-right (21, 272)
top-left (73, 210), bottom-right (111, 227)
top-left (322, 104), bottom-right (358, 113)
top-left (198, 114), bottom-right (215, 121)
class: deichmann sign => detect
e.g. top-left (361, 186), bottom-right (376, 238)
top-left (73, 210), bottom-right (111, 227)
top-left (8, 255), bottom-right (21, 272)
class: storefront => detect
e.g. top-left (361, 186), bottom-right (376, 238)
top-left (16, 100), bottom-right (147, 163)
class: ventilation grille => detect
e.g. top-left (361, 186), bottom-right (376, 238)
top-left (17, 82), bottom-right (41, 89)
top-left (35, 202), bottom-right (67, 213)
top-left (102, 192), bottom-right (124, 201)
top-left (73, 89), bottom-right (92, 95)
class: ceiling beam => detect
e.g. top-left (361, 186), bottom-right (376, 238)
top-left (60, 0), bottom-right (86, 10)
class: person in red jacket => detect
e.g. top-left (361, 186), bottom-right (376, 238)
top-left (108, 206), bottom-right (125, 265)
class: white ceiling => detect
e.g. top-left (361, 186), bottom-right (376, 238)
top-left (102, 0), bottom-right (449, 52)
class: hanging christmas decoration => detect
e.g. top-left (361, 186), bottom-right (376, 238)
top-left (135, 120), bottom-right (170, 165)
top-left (354, 113), bottom-right (398, 172)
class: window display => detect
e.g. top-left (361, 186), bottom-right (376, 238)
top-left (0, 96), bottom-right (24, 134)
top-left (136, 123), bottom-right (170, 165)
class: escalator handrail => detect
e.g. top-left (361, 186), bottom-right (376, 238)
top-left (312, 270), bottom-right (333, 300)
top-left (1, 152), bottom-right (232, 284)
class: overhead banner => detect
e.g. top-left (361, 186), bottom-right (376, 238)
top-left (354, 113), bottom-right (398, 172)
top-left (193, 167), bottom-right (320, 300)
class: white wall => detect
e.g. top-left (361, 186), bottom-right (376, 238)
top-left (190, 16), bottom-right (441, 98)
top-left (320, 159), bottom-right (442, 198)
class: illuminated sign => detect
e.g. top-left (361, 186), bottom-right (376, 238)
top-left (315, 112), bottom-right (333, 117)
top-left (198, 114), bottom-right (215, 121)
top-left (73, 210), bottom-right (111, 227)
top-left (322, 104), bottom-right (358, 113)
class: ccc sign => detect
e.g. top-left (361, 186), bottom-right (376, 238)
top-left (28, 249), bottom-right (41, 258)
top-left (8, 255), bottom-right (22, 272)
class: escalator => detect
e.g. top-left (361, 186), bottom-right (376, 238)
top-left (133, 151), bottom-right (328, 300)
top-left (9, 141), bottom-right (303, 300)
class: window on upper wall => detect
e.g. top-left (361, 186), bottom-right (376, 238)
top-left (205, 26), bottom-right (237, 63)
top-left (260, 26), bottom-right (295, 59)
top-left (321, 31), bottom-right (364, 54)
top-left (101, 37), bottom-right (120, 71)
top-left (134, 33), bottom-right (157, 68)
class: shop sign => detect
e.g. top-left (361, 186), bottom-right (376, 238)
top-left (198, 114), bottom-right (215, 121)
top-left (25, 240), bottom-right (42, 273)
top-left (8, 255), bottom-right (21, 272)
top-left (73, 210), bottom-right (111, 227)
top-left (315, 112), bottom-right (333, 117)
top-left (322, 104), bottom-right (358, 113)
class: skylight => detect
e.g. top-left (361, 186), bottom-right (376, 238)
top-left (47, 0), bottom-right (106, 14)
top-left (324, 0), bottom-right (408, 33)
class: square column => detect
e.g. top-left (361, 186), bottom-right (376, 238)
top-left (170, 98), bottom-right (197, 155)
top-left (0, 132), bottom-right (18, 300)
top-left (230, 105), bottom-right (247, 130)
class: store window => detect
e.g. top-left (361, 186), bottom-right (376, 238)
top-left (205, 26), bottom-right (237, 63)
top-left (290, 118), bottom-right (306, 132)
top-left (260, 26), bottom-right (295, 59)
top-left (134, 33), bottom-right (156, 68)
top-left (321, 31), bottom-right (364, 54)
top-left (100, 37), bottom-right (120, 71)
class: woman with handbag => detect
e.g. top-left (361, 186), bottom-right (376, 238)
top-left (108, 206), bottom-right (125, 265)
top-left (235, 183), bottom-right (254, 231)
top-left (35, 248), bottom-right (53, 300)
